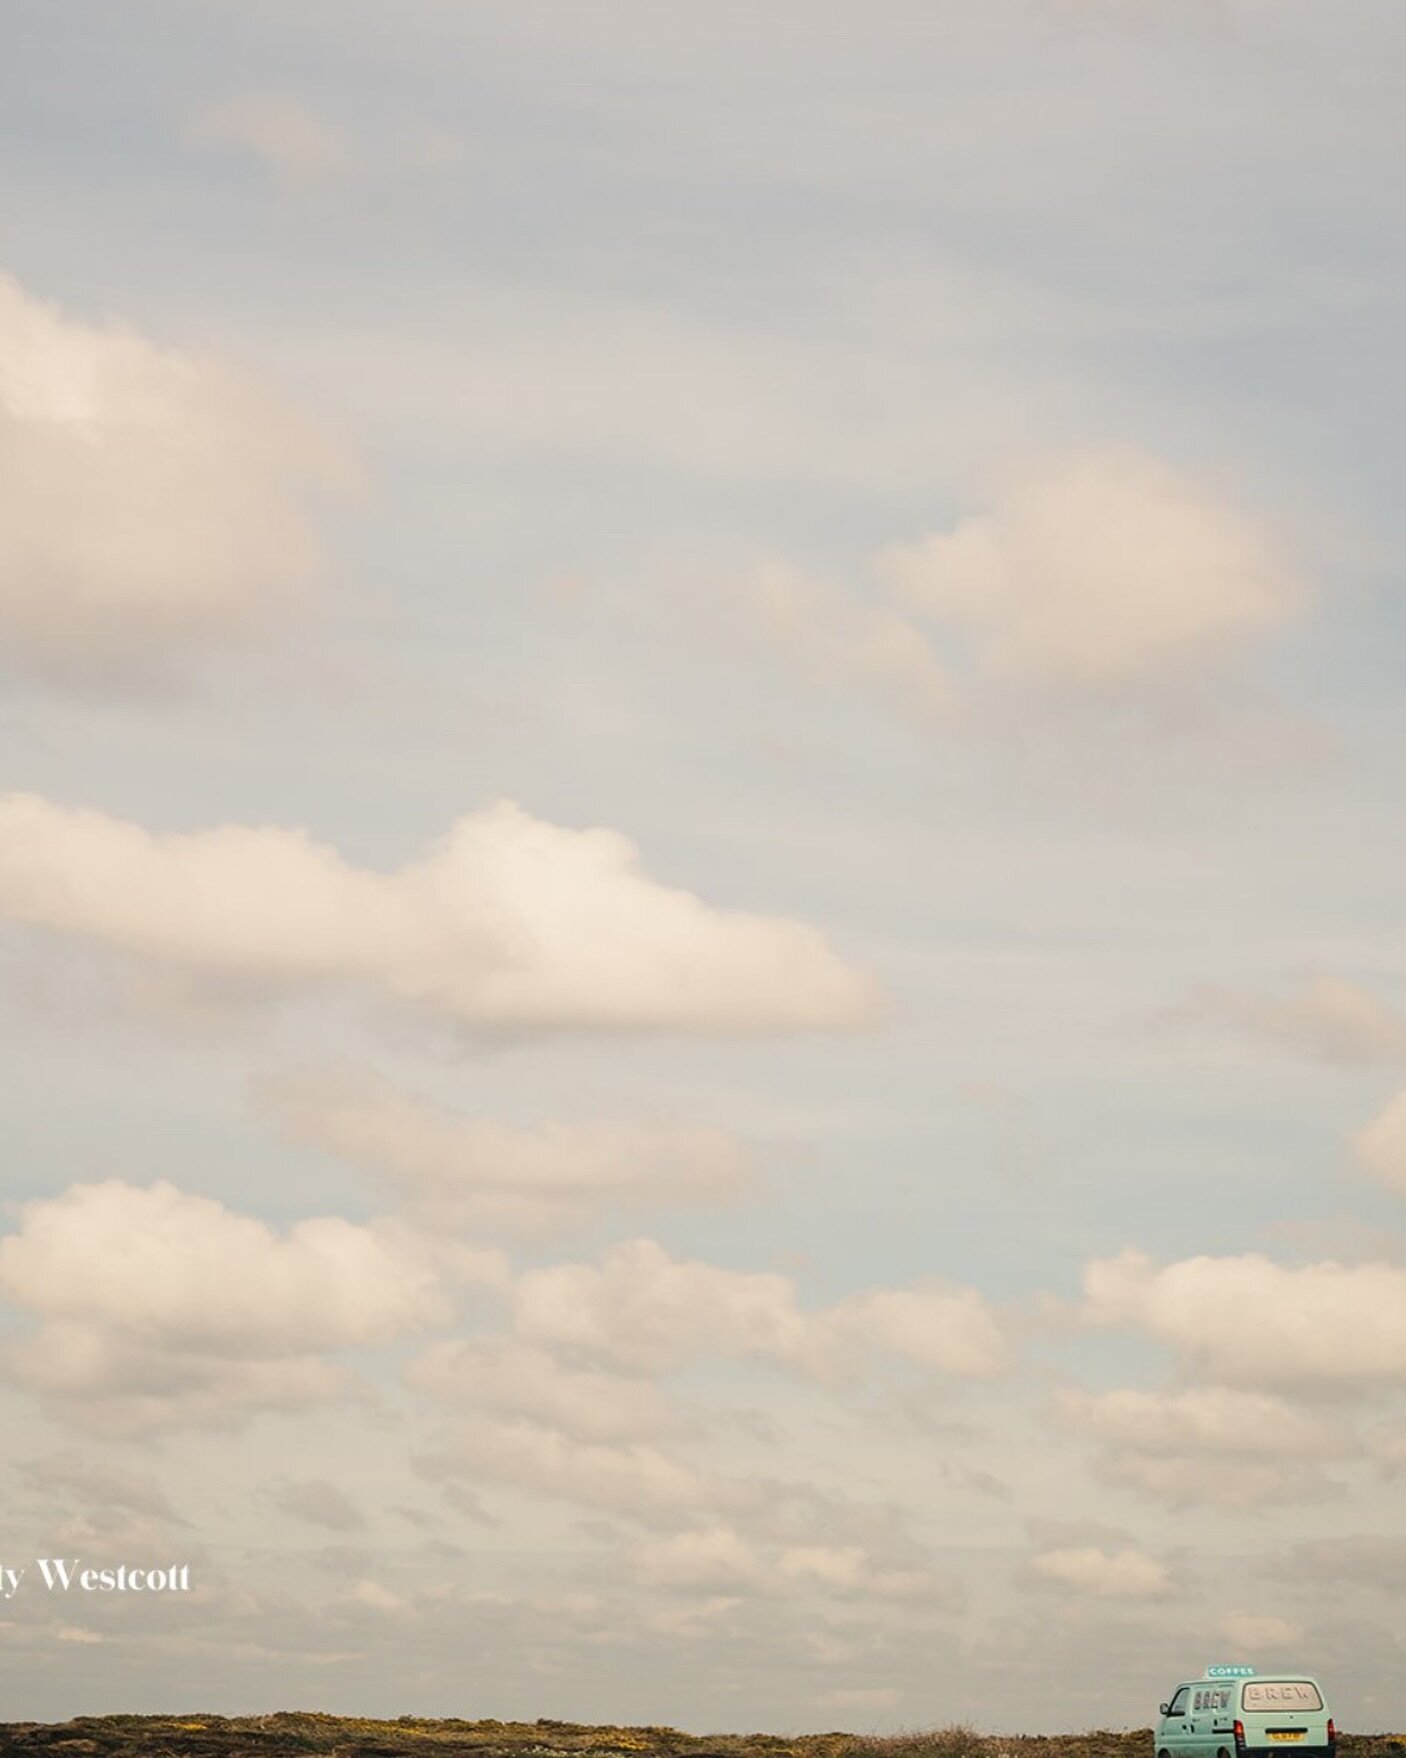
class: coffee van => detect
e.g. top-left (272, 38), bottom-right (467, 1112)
top-left (1156, 1668), bottom-right (1335, 1758)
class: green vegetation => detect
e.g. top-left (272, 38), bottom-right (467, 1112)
top-left (0, 1718), bottom-right (1401, 1758)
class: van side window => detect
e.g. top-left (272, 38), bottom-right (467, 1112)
top-left (1168, 1689), bottom-right (1190, 1716)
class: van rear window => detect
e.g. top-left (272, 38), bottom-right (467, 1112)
top-left (1242, 1684), bottom-right (1323, 1712)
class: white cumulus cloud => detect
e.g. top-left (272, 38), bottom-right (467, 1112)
top-left (0, 794), bottom-right (877, 1035)
top-left (186, 93), bottom-right (357, 184)
top-left (1054, 1387), bottom-right (1348, 1509)
top-left (266, 1070), bottom-right (749, 1231)
top-left (1354, 1089), bottom-right (1406, 1192)
top-left (1276, 1534), bottom-right (1406, 1591)
top-left (1055, 1386), bottom-right (1342, 1458)
top-left (416, 1418), bottom-right (723, 1528)
top-left (631, 1525), bottom-right (768, 1592)
top-left (741, 561), bottom-right (950, 722)
top-left (511, 1239), bottom-right (813, 1375)
top-left (1219, 1612), bottom-right (1305, 1652)
top-left (510, 1238), bottom-right (1008, 1380)
top-left (630, 1526), bottom-right (938, 1602)
top-left (833, 1285), bottom-right (1010, 1377)
top-left (1082, 1249), bottom-right (1406, 1390)
top-left (407, 1339), bottom-right (686, 1445)
top-left (1027, 1544), bottom-right (1171, 1599)
top-left (1189, 976), bottom-right (1406, 1066)
top-left (0, 1180), bottom-right (486, 1434)
top-left (1091, 1452), bottom-right (1340, 1511)
top-left (266, 1477), bottom-right (366, 1533)
top-left (186, 92), bottom-right (468, 187)
top-left (880, 448), bottom-right (1298, 687)
top-left (0, 273), bottom-right (347, 686)
top-left (820, 1689), bottom-right (901, 1712)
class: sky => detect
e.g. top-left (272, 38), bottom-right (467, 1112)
top-left (1, 0), bottom-right (1405, 1735)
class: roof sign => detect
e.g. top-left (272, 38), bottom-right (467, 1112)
top-left (1206, 1665), bottom-right (1257, 1679)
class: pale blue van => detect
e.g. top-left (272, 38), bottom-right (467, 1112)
top-left (1156, 1668), bottom-right (1336, 1758)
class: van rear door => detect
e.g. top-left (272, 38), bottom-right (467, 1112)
top-left (1238, 1679), bottom-right (1330, 1754)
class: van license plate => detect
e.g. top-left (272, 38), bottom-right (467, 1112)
top-left (1268, 1735), bottom-right (1305, 1741)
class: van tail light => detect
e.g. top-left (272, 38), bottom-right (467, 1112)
top-left (1234, 1722), bottom-right (1246, 1755)
top-left (1327, 1722), bottom-right (1336, 1749)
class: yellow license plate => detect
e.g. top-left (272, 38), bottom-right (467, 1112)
top-left (1268, 1735), bottom-right (1305, 1742)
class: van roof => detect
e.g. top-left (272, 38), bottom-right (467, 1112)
top-left (1184, 1675), bottom-right (1323, 1690)
top-left (1237, 1674), bottom-right (1322, 1683)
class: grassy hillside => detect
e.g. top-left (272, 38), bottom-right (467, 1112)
top-left (0, 1718), bottom-right (1403, 1758)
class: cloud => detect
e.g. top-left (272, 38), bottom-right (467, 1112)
top-left (511, 1238), bottom-right (1008, 1380)
top-left (1051, 1386), bottom-right (1347, 1509)
top-left (3, 1333), bottom-right (351, 1439)
top-left (630, 1525), bottom-right (767, 1591)
top-left (266, 1478), bottom-right (366, 1533)
top-left (1219, 1612), bottom-right (1305, 1652)
top-left (1187, 976), bottom-right (1406, 1066)
top-left (44, 1509), bottom-right (201, 1569)
top-left (1082, 1249), bottom-right (1406, 1390)
top-left (511, 1240), bottom-right (811, 1375)
top-left (412, 1382), bottom-right (953, 1575)
top-left (1025, 1544), bottom-right (1171, 1599)
top-left (400, 1234), bottom-right (1002, 1555)
top-left (0, 794), bottom-right (876, 1036)
top-left (186, 93), bottom-right (355, 184)
top-left (0, 1180), bottom-right (489, 1433)
top-left (879, 448), bottom-right (1298, 688)
top-left (408, 1310), bottom-right (974, 1597)
top-left (1259, 1215), bottom-right (1406, 1267)
top-left (739, 562), bottom-right (950, 722)
top-left (1095, 1452), bottom-right (1342, 1512)
top-left (1055, 1386), bottom-right (1342, 1459)
top-left (775, 1543), bottom-right (935, 1600)
top-left (1273, 1535), bottom-right (1406, 1592)
top-left (0, 273), bottom-right (347, 687)
top-left (9, 1452), bottom-right (196, 1571)
top-left (726, 449), bottom-right (1302, 740)
top-left (416, 1418), bottom-right (723, 1528)
top-left (186, 92), bottom-right (468, 187)
top-left (1353, 1089), bottom-right (1406, 1191)
top-left (1024, 1517), bottom-right (1135, 1550)
top-left (819, 1688), bottom-right (901, 1712)
top-left (630, 1526), bottom-right (939, 1603)
top-left (1367, 1422), bottom-right (1406, 1474)
top-left (835, 1285), bottom-right (1011, 1376)
top-left (407, 1339), bottom-right (687, 1444)
top-left (13, 1452), bottom-right (183, 1521)
top-left (341, 1578), bottom-right (410, 1616)
top-left (265, 1071), bottom-right (749, 1232)
top-left (0, 1180), bottom-right (460, 1351)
